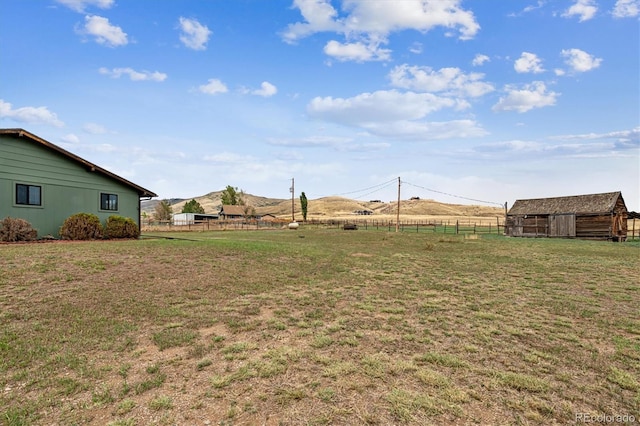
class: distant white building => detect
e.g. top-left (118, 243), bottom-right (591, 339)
top-left (172, 213), bottom-right (219, 225)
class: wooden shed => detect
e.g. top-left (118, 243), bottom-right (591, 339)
top-left (505, 192), bottom-right (628, 241)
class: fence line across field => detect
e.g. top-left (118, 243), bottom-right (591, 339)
top-left (142, 217), bottom-right (640, 240)
top-left (143, 218), bottom-right (505, 232)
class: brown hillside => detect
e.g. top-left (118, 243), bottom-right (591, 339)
top-left (142, 191), bottom-right (286, 215)
top-left (142, 193), bottom-right (504, 219)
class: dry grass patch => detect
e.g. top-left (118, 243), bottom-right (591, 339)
top-left (0, 231), bottom-right (638, 424)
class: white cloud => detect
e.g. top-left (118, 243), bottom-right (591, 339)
top-left (476, 128), bottom-right (640, 160)
top-left (252, 81), bottom-right (278, 97)
top-left (83, 123), bottom-right (107, 134)
top-left (203, 152), bottom-right (249, 164)
top-left (550, 127), bottom-right (640, 149)
top-left (507, 1), bottom-right (546, 17)
top-left (324, 40), bottom-right (391, 62)
top-left (61, 133), bottom-right (80, 143)
top-left (349, 0), bottom-right (480, 39)
top-left (56, 0), bottom-right (114, 13)
top-left (267, 135), bottom-right (354, 148)
top-left (409, 42), bottom-right (423, 54)
top-left (492, 81), bottom-right (559, 113)
top-left (612, 0), bottom-right (640, 17)
top-left (388, 64), bottom-right (494, 98)
top-left (0, 99), bottom-right (64, 127)
top-left (514, 52), bottom-right (545, 74)
top-left (523, 1), bottom-right (546, 14)
top-left (281, 0), bottom-right (341, 43)
top-left (99, 67), bottom-right (167, 82)
top-left (267, 135), bottom-right (390, 152)
top-left (472, 54), bottom-right (490, 66)
top-left (363, 119), bottom-right (487, 141)
top-left (78, 15), bottom-right (128, 47)
top-left (306, 90), bottom-right (487, 140)
top-left (198, 79), bottom-right (228, 95)
top-left (308, 90), bottom-right (456, 125)
top-left (178, 17), bottom-right (212, 51)
top-left (561, 48), bottom-right (602, 72)
top-left (563, 0), bottom-right (598, 21)
top-left (474, 139), bottom-right (544, 154)
top-left (282, 0), bottom-right (479, 62)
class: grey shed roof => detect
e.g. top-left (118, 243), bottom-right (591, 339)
top-left (508, 192), bottom-right (624, 216)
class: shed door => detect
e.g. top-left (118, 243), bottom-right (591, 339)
top-left (512, 217), bottom-right (523, 237)
top-left (549, 214), bottom-right (576, 237)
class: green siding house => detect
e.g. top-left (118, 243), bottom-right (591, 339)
top-left (0, 128), bottom-right (157, 238)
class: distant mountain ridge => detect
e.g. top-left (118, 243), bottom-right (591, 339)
top-left (141, 191), bottom-right (504, 218)
top-left (141, 191), bottom-right (285, 214)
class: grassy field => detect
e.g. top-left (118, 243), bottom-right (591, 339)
top-left (1, 229), bottom-right (638, 425)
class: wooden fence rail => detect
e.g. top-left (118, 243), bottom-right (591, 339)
top-left (142, 218), bottom-right (507, 234)
top-left (141, 218), bottom-right (640, 240)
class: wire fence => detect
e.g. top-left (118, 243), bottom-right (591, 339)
top-left (142, 218), bottom-right (506, 235)
top-left (142, 218), bottom-right (640, 240)
top-left (142, 219), bottom-right (285, 232)
top-left (304, 218), bottom-right (506, 234)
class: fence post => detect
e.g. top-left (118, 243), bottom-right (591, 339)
top-left (456, 220), bottom-right (459, 234)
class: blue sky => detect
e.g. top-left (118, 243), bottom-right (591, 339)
top-left (1, 0), bottom-right (639, 209)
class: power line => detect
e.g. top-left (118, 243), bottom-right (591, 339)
top-left (402, 180), bottom-right (504, 207)
top-left (353, 180), bottom-right (398, 200)
top-left (312, 178), bottom-right (399, 199)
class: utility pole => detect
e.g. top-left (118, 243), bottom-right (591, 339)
top-left (290, 178), bottom-right (295, 222)
top-left (396, 177), bottom-right (400, 233)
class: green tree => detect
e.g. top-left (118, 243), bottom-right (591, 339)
top-left (300, 192), bottom-right (308, 222)
top-left (221, 185), bottom-right (245, 206)
top-left (154, 200), bottom-right (173, 221)
top-left (243, 205), bottom-right (256, 219)
top-left (182, 199), bottom-right (205, 214)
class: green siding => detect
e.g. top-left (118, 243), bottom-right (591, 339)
top-left (1, 134), bottom-right (141, 237)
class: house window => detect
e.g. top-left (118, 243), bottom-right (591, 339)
top-left (16, 184), bottom-right (41, 206)
top-left (100, 193), bottom-right (118, 211)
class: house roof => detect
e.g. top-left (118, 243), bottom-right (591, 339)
top-left (220, 205), bottom-right (246, 216)
top-left (508, 192), bottom-right (625, 216)
top-left (0, 128), bottom-right (157, 198)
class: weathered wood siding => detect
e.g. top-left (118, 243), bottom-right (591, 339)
top-left (550, 214), bottom-right (576, 237)
top-left (574, 214), bottom-right (611, 239)
top-left (505, 192), bottom-right (628, 241)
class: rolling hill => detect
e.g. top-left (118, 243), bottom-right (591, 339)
top-left (141, 191), bottom-right (504, 219)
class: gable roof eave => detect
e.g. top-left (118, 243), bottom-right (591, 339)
top-left (507, 192), bottom-right (623, 216)
top-left (1, 128), bottom-right (157, 198)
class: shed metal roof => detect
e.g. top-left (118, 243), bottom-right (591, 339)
top-left (0, 128), bottom-right (157, 198)
top-left (508, 192), bottom-right (624, 216)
